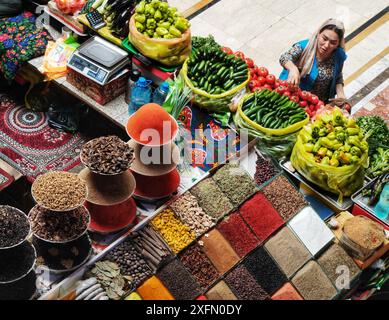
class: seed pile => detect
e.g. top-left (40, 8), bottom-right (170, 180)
top-left (157, 259), bottom-right (202, 300)
top-left (205, 281), bottom-right (237, 300)
top-left (150, 208), bottom-right (195, 254)
top-left (262, 175), bottom-right (308, 220)
top-left (170, 192), bottom-right (215, 237)
top-left (190, 178), bottom-right (234, 220)
top-left (271, 283), bottom-right (303, 300)
top-left (81, 136), bottom-right (135, 174)
top-left (254, 154), bottom-right (278, 186)
top-left (0, 206), bottom-right (29, 248)
top-left (212, 164), bottom-right (258, 206)
top-left (239, 192), bottom-right (284, 241)
top-left (136, 276), bottom-right (174, 300)
top-left (224, 265), bottom-right (268, 300)
top-left (179, 244), bottom-right (220, 289)
top-left (105, 239), bottom-right (152, 287)
top-left (29, 205), bottom-right (89, 242)
top-left (292, 261), bottom-right (337, 300)
top-left (0, 242), bottom-right (35, 282)
top-left (133, 225), bottom-right (173, 272)
top-left (264, 227), bottom-right (311, 278)
top-left (244, 246), bottom-right (287, 295)
top-left (217, 212), bottom-right (260, 257)
top-left (32, 172), bottom-right (87, 211)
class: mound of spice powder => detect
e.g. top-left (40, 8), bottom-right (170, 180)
top-left (292, 260), bottom-right (337, 300)
top-left (254, 154), bottom-right (278, 186)
top-left (170, 192), bottom-right (215, 237)
top-left (262, 175), bottom-right (308, 220)
top-left (199, 229), bottom-right (239, 274)
top-left (137, 276), bottom-right (174, 300)
top-left (244, 246), bottom-right (287, 295)
top-left (271, 283), bottom-right (303, 300)
top-left (212, 163), bottom-right (258, 206)
top-left (217, 212), bottom-right (260, 257)
top-left (0, 206), bottom-right (29, 248)
top-left (239, 192), bottom-right (284, 242)
top-left (224, 265), bottom-right (268, 300)
top-left (150, 208), bottom-right (195, 254)
top-left (190, 178), bottom-right (234, 220)
top-left (205, 281), bottom-right (237, 300)
top-left (157, 259), bottom-right (202, 300)
top-left (179, 243), bottom-right (220, 289)
top-left (264, 227), bottom-right (311, 278)
top-left (317, 243), bottom-right (360, 290)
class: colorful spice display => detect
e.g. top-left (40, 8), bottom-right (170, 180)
top-left (150, 208), bottom-right (196, 254)
top-left (244, 246), bottom-right (287, 295)
top-left (271, 283), bottom-right (303, 300)
top-left (136, 276), bottom-right (174, 300)
top-left (239, 192), bottom-right (284, 242)
top-left (170, 192), bottom-right (215, 237)
top-left (198, 229), bottom-right (239, 274)
top-left (157, 259), bottom-right (202, 300)
top-left (212, 163), bottom-right (258, 206)
top-left (262, 175), bottom-right (308, 220)
top-left (224, 265), bottom-right (268, 300)
top-left (205, 281), bottom-right (237, 300)
top-left (0, 206), bottom-right (29, 248)
top-left (179, 244), bottom-right (220, 289)
top-left (217, 212), bottom-right (260, 257)
top-left (254, 154), bottom-right (278, 186)
top-left (264, 227), bottom-right (311, 278)
top-left (292, 261), bottom-right (338, 300)
top-left (190, 178), bottom-right (234, 220)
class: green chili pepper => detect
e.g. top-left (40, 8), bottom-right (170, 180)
top-left (319, 127), bottom-right (328, 137)
top-left (347, 118), bottom-right (357, 128)
top-left (164, 34), bottom-right (175, 39)
top-left (329, 157), bottom-right (339, 167)
top-left (154, 9), bottom-right (162, 20)
top-left (332, 109), bottom-right (344, 126)
top-left (321, 156), bottom-right (330, 165)
top-left (336, 131), bottom-right (347, 142)
top-left (135, 22), bottom-right (145, 32)
top-left (313, 139), bottom-right (322, 154)
top-left (320, 137), bottom-right (335, 149)
top-left (347, 136), bottom-right (362, 148)
top-left (360, 140), bottom-right (369, 152)
top-left (327, 132), bottom-right (336, 140)
top-left (146, 18), bottom-right (156, 29)
top-left (136, 1), bottom-right (145, 14)
top-left (346, 127), bottom-right (360, 136)
top-left (301, 131), bottom-right (313, 144)
top-left (339, 152), bottom-right (352, 165)
top-left (135, 14), bottom-right (146, 23)
top-left (349, 146), bottom-right (361, 156)
top-left (326, 149), bottom-right (333, 158)
top-left (304, 143), bottom-right (314, 153)
top-left (174, 18), bottom-right (188, 32)
top-left (318, 147), bottom-right (328, 157)
top-left (169, 26), bottom-right (182, 37)
top-left (350, 155), bottom-right (360, 164)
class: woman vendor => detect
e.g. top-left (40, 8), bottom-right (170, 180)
top-left (279, 18), bottom-right (348, 105)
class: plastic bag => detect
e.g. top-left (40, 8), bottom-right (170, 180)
top-left (233, 93), bottom-right (308, 158)
top-left (128, 16), bottom-right (191, 67)
top-left (291, 125), bottom-right (369, 203)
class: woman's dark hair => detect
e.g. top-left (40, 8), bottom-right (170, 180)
top-left (320, 24), bottom-right (344, 43)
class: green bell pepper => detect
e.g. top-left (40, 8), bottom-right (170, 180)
top-left (350, 146), bottom-right (362, 157)
top-left (159, 2), bottom-right (169, 13)
top-left (321, 156), bottom-right (330, 165)
top-left (174, 18), bottom-right (188, 32)
top-left (136, 1), bottom-right (145, 14)
top-left (304, 143), bottom-right (314, 153)
top-left (154, 9), bottom-right (162, 20)
top-left (346, 127), bottom-right (360, 136)
top-left (135, 22), bottom-right (145, 32)
top-left (146, 18), bottom-right (157, 29)
top-left (145, 4), bottom-right (155, 17)
top-left (134, 14), bottom-right (146, 23)
top-left (156, 27), bottom-right (168, 36)
top-left (164, 34), bottom-right (175, 39)
top-left (169, 26), bottom-right (182, 37)
top-left (158, 21), bottom-right (171, 29)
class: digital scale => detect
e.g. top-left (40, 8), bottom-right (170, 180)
top-left (67, 36), bottom-right (129, 85)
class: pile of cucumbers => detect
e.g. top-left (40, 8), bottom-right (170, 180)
top-left (242, 89), bottom-right (308, 129)
top-left (187, 47), bottom-right (248, 94)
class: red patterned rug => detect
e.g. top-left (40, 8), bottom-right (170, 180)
top-left (0, 94), bottom-right (87, 181)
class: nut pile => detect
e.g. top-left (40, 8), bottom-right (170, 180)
top-left (105, 239), bottom-right (152, 287)
top-left (29, 205), bottom-right (89, 242)
top-left (170, 192), bottom-right (215, 237)
top-left (32, 172), bottom-right (87, 211)
top-left (81, 136), bottom-right (135, 174)
top-left (0, 206), bottom-right (29, 248)
top-left (254, 154), bottom-right (278, 186)
top-left (150, 208), bottom-right (196, 254)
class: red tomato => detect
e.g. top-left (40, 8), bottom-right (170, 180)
top-left (257, 67), bottom-right (269, 78)
top-left (304, 107), bottom-right (310, 113)
top-left (275, 85), bottom-right (287, 94)
top-left (299, 90), bottom-right (311, 101)
top-left (299, 100), bottom-right (308, 107)
top-left (290, 95), bottom-right (300, 103)
top-left (310, 94), bottom-right (319, 105)
top-left (278, 80), bottom-right (288, 87)
top-left (248, 80), bottom-right (259, 91)
top-left (263, 84), bottom-right (273, 90)
top-left (245, 58), bottom-right (254, 68)
top-left (283, 90), bottom-right (291, 97)
top-left (221, 47), bottom-right (233, 55)
top-left (250, 70), bottom-right (257, 80)
top-left (265, 74), bottom-right (275, 85)
top-left (256, 76), bottom-right (266, 86)
top-left (234, 51), bottom-right (245, 60)
top-left (317, 101), bottom-right (325, 109)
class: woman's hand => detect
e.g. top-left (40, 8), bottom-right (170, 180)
top-left (284, 61), bottom-right (300, 89)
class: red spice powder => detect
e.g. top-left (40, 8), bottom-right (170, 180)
top-left (239, 192), bottom-right (284, 242)
top-left (126, 103), bottom-right (178, 145)
top-left (271, 283), bottom-right (303, 300)
top-left (217, 212), bottom-right (260, 257)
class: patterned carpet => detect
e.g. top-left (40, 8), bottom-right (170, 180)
top-left (0, 167), bottom-right (13, 191)
top-left (0, 94), bottom-right (88, 181)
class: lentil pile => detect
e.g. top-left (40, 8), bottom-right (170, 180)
top-left (217, 212), bottom-right (260, 257)
top-left (179, 244), bottom-right (220, 289)
top-left (157, 259), bottom-right (202, 300)
top-left (0, 206), bottom-right (29, 248)
top-left (206, 281), bottom-right (237, 300)
top-left (32, 172), bottom-right (87, 211)
top-left (212, 164), bottom-right (258, 206)
top-left (150, 208), bottom-right (195, 254)
top-left (224, 265), bottom-right (268, 300)
top-left (105, 239), bottom-right (152, 287)
top-left (244, 246), bottom-right (287, 295)
top-left (271, 283), bottom-right (303, 300)
top-left (262, 175), bottom-right (308, 220)
top-left (254, 154), bottom-right (278, 186)
top-left (136, 276), bottom-right (174, 300)
top-left (170, 192), bottom-right (215, 237)
top-left (81, 136), bottom-right (135, 174)
top-left (190, 178), bottom-right (234, 220)
top-left (29, 205), bottom-right (89, 242)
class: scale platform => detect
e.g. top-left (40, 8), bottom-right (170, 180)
top-left (68, 36), bottom-right (129, 85)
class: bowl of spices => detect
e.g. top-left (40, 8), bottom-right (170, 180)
top-left (31, 171), bottom-right (88, 212)
top-left (80, 136), bottom-right (135, 176)
top-left (0, 205), bottom-right (31, 250)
